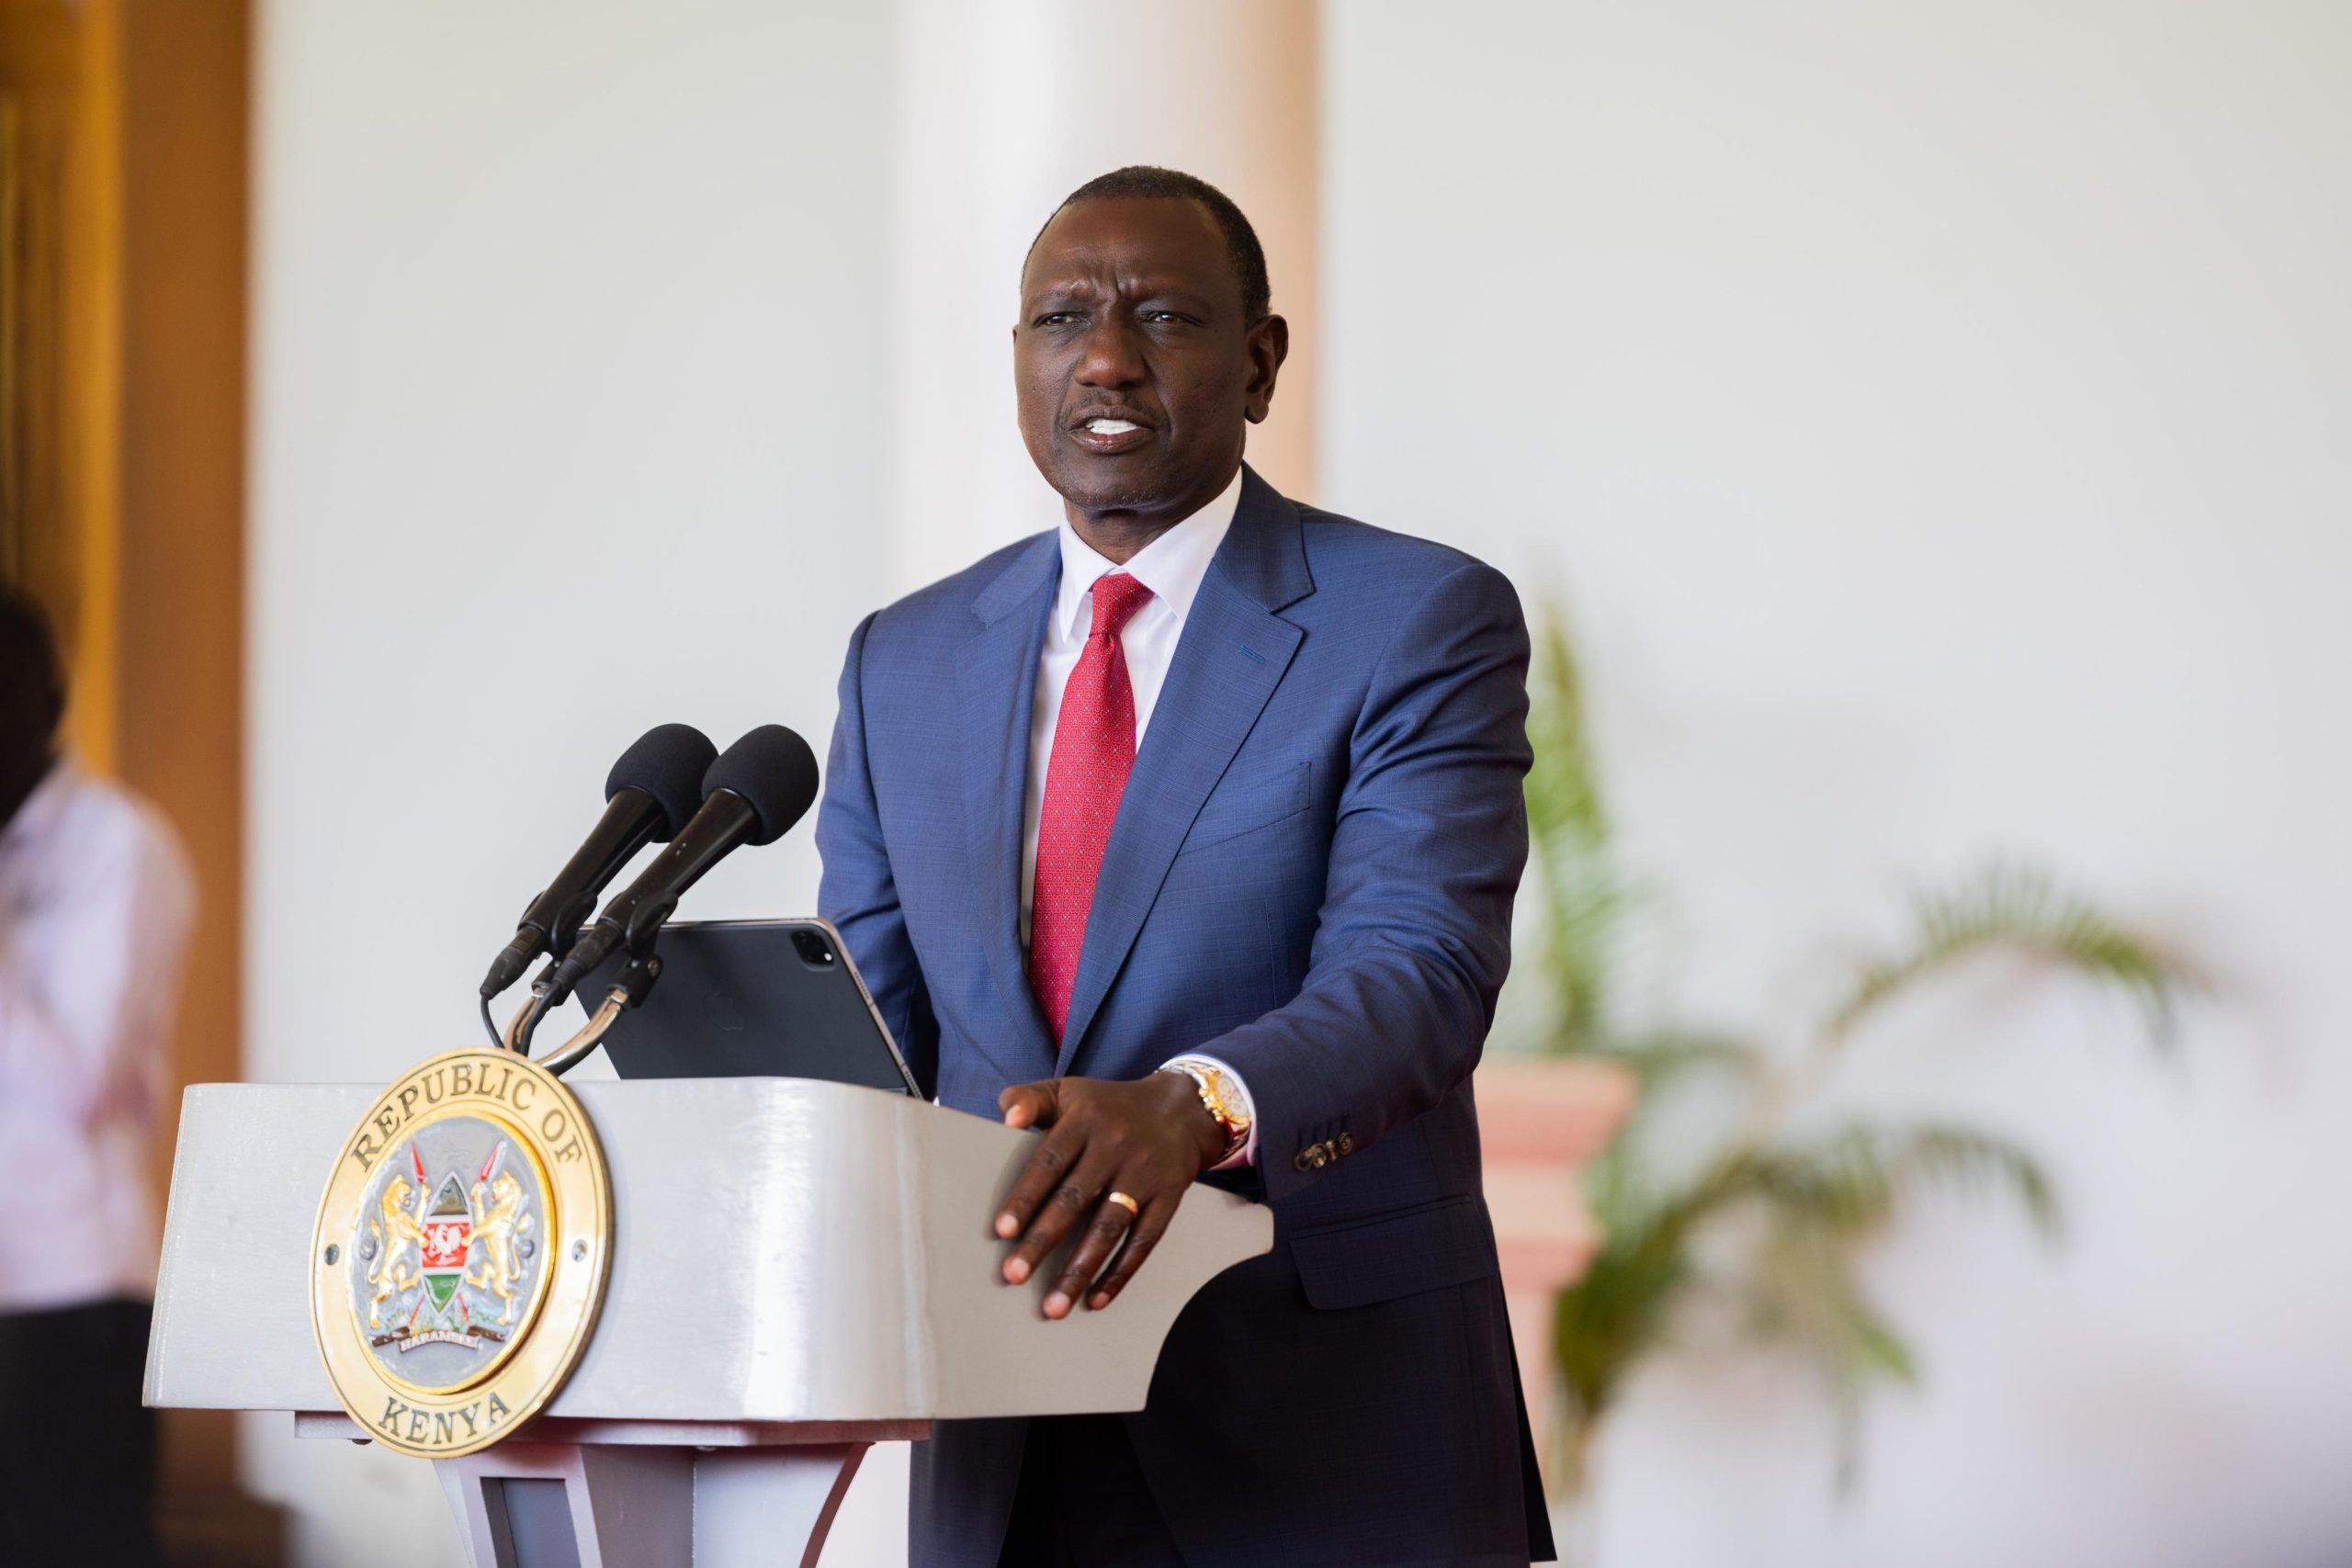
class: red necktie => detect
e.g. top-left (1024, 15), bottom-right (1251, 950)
top-left (1030, 572), bottom-right (1156, 1043)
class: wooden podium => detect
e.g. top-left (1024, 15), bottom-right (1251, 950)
top-left (144, 1075), bottom-right (1272, 1566)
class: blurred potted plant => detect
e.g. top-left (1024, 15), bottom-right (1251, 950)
top-left (1512, 610), bottom-right (2200, 1547)
top-left (1475, 603), bottom-right (1639, 1440)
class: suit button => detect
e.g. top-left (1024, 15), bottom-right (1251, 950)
top-left (1335, 1134), bottom-right (1354, 1157)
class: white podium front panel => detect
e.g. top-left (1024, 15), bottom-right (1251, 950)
top-left (146, 1076), bottom-right (1272, 1426)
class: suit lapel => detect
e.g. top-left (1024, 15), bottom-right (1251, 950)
top-left (1057, 468), bottom-right (1315, 1071)
top-left (956, 534), bottom-right (1060, 1071)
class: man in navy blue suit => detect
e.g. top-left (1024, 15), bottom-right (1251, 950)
top-left (817, 165), bottom-right (1555, 1566)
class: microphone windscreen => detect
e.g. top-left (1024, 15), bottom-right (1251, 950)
top-left (606, 723), bottom-right (719, 841)
top-left (704, 724), bottom-right (821, 846)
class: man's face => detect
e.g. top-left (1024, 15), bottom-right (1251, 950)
top-left (1014, 197), bottom-right (1286, 524)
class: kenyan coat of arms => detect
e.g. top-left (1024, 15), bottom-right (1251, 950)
top-left (310, 1047), bottom-right (612, 1459)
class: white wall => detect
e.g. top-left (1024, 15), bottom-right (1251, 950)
top-left (246, 3), bottom-right (906, 1561)
top-left (1324, 5), bottom-right (2352, 1566)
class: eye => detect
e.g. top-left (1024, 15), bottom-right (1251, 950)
top-left (1034, 310), bottom-right (1084, 329)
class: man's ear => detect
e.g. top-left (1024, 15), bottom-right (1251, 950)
top-left (1244, 314), bottom-right (1290, 424)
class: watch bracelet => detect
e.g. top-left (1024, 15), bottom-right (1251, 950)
top-left (1160, 1061), bottom-right (1250, 1163)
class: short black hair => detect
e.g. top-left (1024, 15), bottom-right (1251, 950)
top-left (0, 585), bottom-right (63, 726)
top-left (1031, 165), bottom-right (1272, 323)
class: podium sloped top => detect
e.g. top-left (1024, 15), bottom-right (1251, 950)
top-left (146, 1076), bottom-right (1271, 1425)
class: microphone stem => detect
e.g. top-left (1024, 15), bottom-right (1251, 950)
top-left (503, 988), bottom-right (551, 1055)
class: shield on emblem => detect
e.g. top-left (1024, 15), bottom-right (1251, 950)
top-left (420, 1170), bottom-right (473, 1314)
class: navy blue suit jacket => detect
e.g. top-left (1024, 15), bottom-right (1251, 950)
top-left (817, 468), bottom-right (1554, 1566)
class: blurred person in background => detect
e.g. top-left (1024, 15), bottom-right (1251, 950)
top-left (0, 587), bottom-right (192, 1567)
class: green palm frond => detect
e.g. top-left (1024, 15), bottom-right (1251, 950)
top-left (1727, 1121), bottom-right (2055, 1488)
top-left (1552, 1197), bottom-right (1702, 1426)
top-left (1595, 1030), bottom-right (1767, 1093)
top-left (1523, 610), bottom-right (1626, 1056)
top-left (1740, 1218), bottom-right (1920, 1490)
top-left (1580, 1032), bottom-right (1766, 1233)
top-left (1738, 1121), bottom-right (2061, 1243)
top-left (1741, 1219), bottom-right (1919, 1382)
top-left (1524, 606), bottom-right (1607, 845)
top-left (1825, 863), bottom-right (2198, 1047)
top-left (1557, 1114), bottom-right (2064, 1492)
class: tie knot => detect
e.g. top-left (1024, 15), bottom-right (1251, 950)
top-left (1088, 572), bottom-right (1154, 639)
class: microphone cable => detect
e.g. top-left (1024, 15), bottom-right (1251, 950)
top-left (487, 979), bottom-right (556, 1056)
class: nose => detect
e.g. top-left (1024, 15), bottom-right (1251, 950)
top-left (1073, 316), bottom-right (1146, 389)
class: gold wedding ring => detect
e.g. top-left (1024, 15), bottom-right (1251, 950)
top-left (1104, 1190), bottom-right (1140, 1217)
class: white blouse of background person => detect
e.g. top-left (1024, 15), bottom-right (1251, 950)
top-left (0, 759), bottom-right (194, 1313)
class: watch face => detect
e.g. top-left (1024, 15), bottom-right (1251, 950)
top-left (1203, 1070), bottom-right (1248, 1131)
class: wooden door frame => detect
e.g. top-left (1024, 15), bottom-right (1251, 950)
top-left (0, 0), bottom-right (253, 1524)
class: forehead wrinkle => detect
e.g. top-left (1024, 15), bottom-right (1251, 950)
top-left (1021, 201), bottom-right (1237, 310)
top-left (1025, 266), bottom-right (1214, 310)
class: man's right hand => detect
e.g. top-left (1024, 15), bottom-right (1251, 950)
top-left (992, 1073), bottom-right (1227, 1319)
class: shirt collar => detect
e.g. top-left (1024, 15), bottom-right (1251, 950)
top-left (1051, 465), bottom-right (1245, 639)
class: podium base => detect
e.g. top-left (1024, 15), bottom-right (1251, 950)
top-left (296, 1412), bottom-right (929, 1568)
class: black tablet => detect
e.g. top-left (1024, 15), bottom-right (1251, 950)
top-left (568, 917), bottom-right (921, 1095)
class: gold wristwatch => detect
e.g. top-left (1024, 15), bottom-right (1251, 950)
top-left (1159, 1057), bottom-right (1252, 1166)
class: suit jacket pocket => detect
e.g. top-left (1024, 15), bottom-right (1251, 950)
top-left (1177, 760), bottom-right (1313, 856)
top-left (1289, 1195), bottom-right (1498, 1310)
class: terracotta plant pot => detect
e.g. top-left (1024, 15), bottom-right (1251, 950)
top-left (1476, 1055), bottom-right (1637, 1472)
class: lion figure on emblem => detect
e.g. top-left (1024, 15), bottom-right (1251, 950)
top-left (467, 1169), bottom-right (533, 1325)
top-left (365, 1174), bottom-right (426, 1329)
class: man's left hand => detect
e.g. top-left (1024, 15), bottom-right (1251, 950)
top-left (994, 1073), bottom-right (1225, 1318)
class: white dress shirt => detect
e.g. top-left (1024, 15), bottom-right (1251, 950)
top-left (1019, 466), bottom-right (1259, 1165)
top-left (0, 760), bottom-right (194, 1313)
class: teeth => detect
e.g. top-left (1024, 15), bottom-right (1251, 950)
top-left (1086, 419), bottom-right (1142, 434)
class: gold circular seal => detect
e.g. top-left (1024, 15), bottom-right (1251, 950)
top-left (309, 1047), bottom-right (612, 1458)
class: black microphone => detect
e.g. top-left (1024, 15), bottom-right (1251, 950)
top-left (545, 724), bottom-right (821, 1004)
top-left (478, 723), bottom-right (718, 1001)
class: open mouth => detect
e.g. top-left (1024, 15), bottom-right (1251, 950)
top-left (1069, 413), bottom-right (1155, 455)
